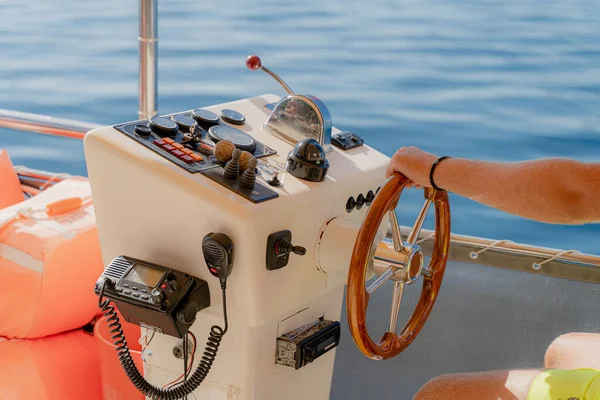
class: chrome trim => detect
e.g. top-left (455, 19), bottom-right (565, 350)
top-left (387, 226), bottom-right (600, 284)
top-left (139, 0), bottom-right (158, 119)
top-left (263, 94), bottom-right (332, 152)
top-left (304, 95), bottom-right (332, 151)
top-left (0, 109), bottom-right (99, 139)
top-left (372, 243), bottom-right (423, 284)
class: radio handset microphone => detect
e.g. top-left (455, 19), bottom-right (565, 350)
top-left (202, 232), bottom-right (234, 289)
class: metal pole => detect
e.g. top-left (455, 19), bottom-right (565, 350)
top-left (139, 0), bottom-right (158, 119)
top-left (0, 109), bottom-right (100, 139)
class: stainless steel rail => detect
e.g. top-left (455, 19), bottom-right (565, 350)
top-left (139, 0), bottom-right (158, 119)
top-left (0, 109), bottom-right (100, 139)
top-left (388, 226), bottom-right (600, 284)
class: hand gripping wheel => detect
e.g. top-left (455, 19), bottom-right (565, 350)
top-left (346, 173), bottom-right (451, 360)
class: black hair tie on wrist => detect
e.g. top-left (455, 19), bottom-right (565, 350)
top-left (429, 156), bottom-right (451, 191)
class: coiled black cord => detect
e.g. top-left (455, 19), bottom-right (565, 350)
top-left (98, 279), bottom-right (228, 400)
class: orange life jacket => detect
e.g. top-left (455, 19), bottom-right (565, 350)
top-left (0, 169), bottom-right (104, 338)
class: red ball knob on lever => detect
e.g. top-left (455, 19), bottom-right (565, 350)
top-left (246, 55), bottom-right (262, 71)
top-left (245, 54), bottom-right (293, 95)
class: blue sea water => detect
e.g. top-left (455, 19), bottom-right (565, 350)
top-left (1, 0), bottom-right (600, 252)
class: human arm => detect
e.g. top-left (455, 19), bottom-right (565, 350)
top-left (386, 146), bottom-right (600, 224)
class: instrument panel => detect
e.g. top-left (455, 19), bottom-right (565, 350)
top-left (114, 108), bottom-right (276, 174)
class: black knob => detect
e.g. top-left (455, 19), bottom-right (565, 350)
top-left (151, 288), bottom-right (164, 303)
top-left (177, 301), bottom-right (198, 325)
top-left (365, 190), bottom-right (375, 205)
top-left (277, 239), bottom-right (306, 256)
top-left (240, 158), bottom-right (258, 189)
top-left (356, 194), bottom-right (365, 210)
top-left (167, 279), bottom-right (179, 293)
top-left (134, 124), bottom-right (151, 137)
top-left (267, 172), bottom-right (283, 188)
top-left (223, 148), bottom-right (241, 180)
top-left (149, 117), bottom-right (179, 137)
top-left (346, 197), bottom-right (356, 213)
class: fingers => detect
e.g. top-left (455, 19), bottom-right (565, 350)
top-left (386, 147), bottom-right (407, 178)
top-left (405, 181), bottom-right (422, 189)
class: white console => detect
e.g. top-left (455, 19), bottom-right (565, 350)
top-left (84, 93), bottom-right (390, 399)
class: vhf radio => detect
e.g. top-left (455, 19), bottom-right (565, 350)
top-left (94, 233), bottom-right (234, 400)
top-left (94, 255), bottom-right (211, 338)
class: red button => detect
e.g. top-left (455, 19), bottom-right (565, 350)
top-left (163, 144), bottom-right (175, 152)
top-left (210, 268), bottom-right (217, 274)
top-left (161, 283), bottom-right (167, 289)
top-left (180, 155), bottom-right (194, 164)
top-left (153, 139), bottom-right (166, 146)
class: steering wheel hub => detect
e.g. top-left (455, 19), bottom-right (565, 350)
top-left (372, 243), bottom-right (424, 285)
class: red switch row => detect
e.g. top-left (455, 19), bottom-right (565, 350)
top-left (153, 139), bottom-right (203, 164)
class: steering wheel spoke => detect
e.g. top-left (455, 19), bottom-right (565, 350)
top-left (388, 209), bottom-right (404, 252)
top-left (406, 199), bottom-right (432, 244)
top-left (420, 268), bottom-right (433, 280)
top-left (388, 281), bottom-right (404, 332)
top-left (366, 265), bottom-right (396, 294)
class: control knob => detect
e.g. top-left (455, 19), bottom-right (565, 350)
top-left (151, 288), bottom-right (164, 303)
top-left (149, 117), bottom-right (179, 137)
top-left (177, 301), bottom-right (199, 325)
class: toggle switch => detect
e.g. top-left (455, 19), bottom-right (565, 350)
top-left (266, 230), bottom-right (305, 271)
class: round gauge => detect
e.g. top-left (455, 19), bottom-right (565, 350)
top-left (220, 109), bottom-right (246, 125)
top-left (192, 109), bottom-right (220, 128)
top-left (208, 125), bottom-right (256, 152)
top-left (149, 117), bottom-right (178, 137)
top-left (171, 114), bottom-right (197, 132)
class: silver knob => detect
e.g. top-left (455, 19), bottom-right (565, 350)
top-left (151, 288), bottom-right (164, 303)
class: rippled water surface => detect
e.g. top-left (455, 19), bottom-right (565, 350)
top-left (1, 0), bottom-right (600, 251)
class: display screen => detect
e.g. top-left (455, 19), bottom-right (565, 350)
top-left (317, 335), bottom-right (337, 353)
top-left (126, 263), bottom-right (164, 287)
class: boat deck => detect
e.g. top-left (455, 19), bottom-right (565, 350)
top-left (331, 260), bottom-right (600, 399)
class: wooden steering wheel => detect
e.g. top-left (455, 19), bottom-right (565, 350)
top-left (346, 173), bottom-right (451, 360)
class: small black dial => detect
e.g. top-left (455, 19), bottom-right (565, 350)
top-left (149, 117), bottom-right (178, 137)
top-left (171, 114), bottom-right (197, 132)
top-left (220, 109), bottom-right (246, 125)
top-left (134, 124), bottom-right (151, 137)
top-left (192, 109), bottom-right (220, 129)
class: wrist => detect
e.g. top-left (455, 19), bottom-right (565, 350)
top-left (429, 156), bottom-right (452, 190)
